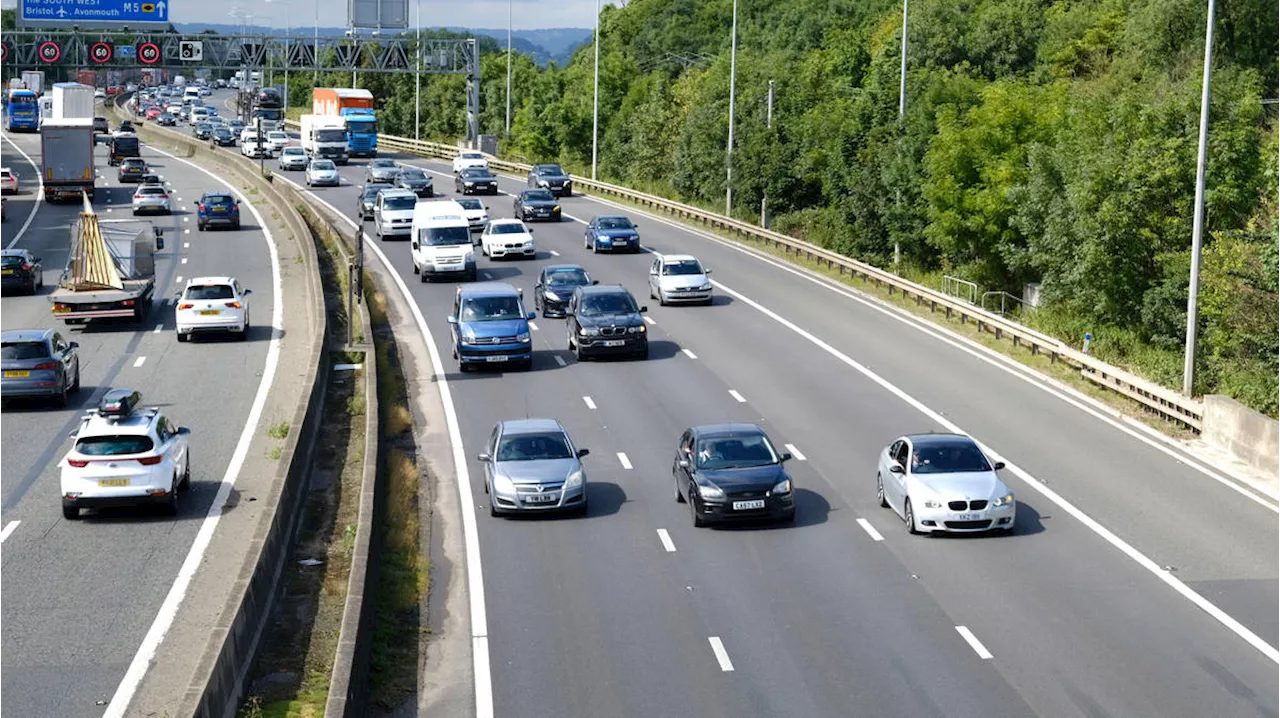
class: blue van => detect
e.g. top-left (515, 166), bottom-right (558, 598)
top-left (447, 282), bottom-right (536, 372)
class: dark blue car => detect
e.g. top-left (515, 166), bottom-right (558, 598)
top-left (447, 282), bottom-right (536, 372)
top-left (584, 215), bottom-right (641, 254)
top-left (197, 191), bottom-right (241, 231)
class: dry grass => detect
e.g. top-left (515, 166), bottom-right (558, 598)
top-left (365, 280), bottom-right (414, 438)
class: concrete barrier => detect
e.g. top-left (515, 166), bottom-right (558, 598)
top-left (1202, 395), bottom-right (1280, 477)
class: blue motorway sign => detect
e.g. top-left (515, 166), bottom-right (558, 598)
top-left (19, 0), bottom-right (168, 25)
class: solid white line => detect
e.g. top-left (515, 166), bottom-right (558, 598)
top-left (643, 316), bottom-right (656, 325)
top-left (153, 323), bottom-right (163, 334)
top-left (617, 452), bottom-right (632, 470)
top-left (0, 520), bottom-right (20, 542)
top-left (583, 396), bottom-right (597, 410)
top-left (104, 143), bottom-right (285, 716)
top-left (528, 321), bottom-right (538, 331)
top-left (784, 444), bottom-right (806, 461)
top-left (0, 133), bottom-right (45, 248)
top-left (682, 348), bottom-right (698, 359)
top-left (955, 626), bottom-right (993, 659)
top-left (554, 355), bottom-right (567, 367)
top-left (276, 179), bottom-right (494, 718)
top-left (856, 518), bottom-right (884, 542)
top-left (708, 637), bottom-right (735, 671)
top-left (549, 249), bottom-right (560, 256)
top-left (656, 528), bottom-right (676, 552)
top-left (132, 356), bottom-right (146, 368)
top-left (728, 389), bottom-right (746, 403)
top-left (711, 278), bottom-right (1280, 663)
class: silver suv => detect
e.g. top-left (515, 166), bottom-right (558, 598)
top-left (476, 419), bottom-right (589, 517)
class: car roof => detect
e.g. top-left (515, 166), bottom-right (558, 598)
top-left (499, 418), bottom-right (565, 435)
top-left (544, 263), bottom-right (586, 273)
top-left (379, 188), bottom-right (417, 198)
top-left (201, 191), bottom-right (234, 198)
top-left (575, 283), bottom-right (632, 297)
top-left (903, 433), bottom-right (975, 448)
top-left (0, 248), bottom-right (32, 257)
top-left (372, 158), bottom-right (398, 165)
top-left (186, 275), bottom-right (236, 286)
top-left (693, 423), bottom-right (768, 438)
top-left (458, 281), bottom-right (520, 299)
top-left (661, 254), bottom-right (699, 263)
top-left (488, 218), bottom-right (524, 226)
top-left (534, 164), bottom-right (562, 170)
top-left (1, 328), bottom-right (53, 342)
top-left (522, 188), bottom-right (554, 194)
top-left (594, 215), bottom-right (630, 221)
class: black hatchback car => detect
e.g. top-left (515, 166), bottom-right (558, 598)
top-left (117, 158), bottom-right (148, 183)
top-left (456, 166), bottom-right (497, 195)
top-left (534, 264), bottom-right (596, 318)
top-left (357, 183), bottom-right (393, 220)
top-left (673, 424), bottom-right (796, 527)
top-left (0, 249), bottom-right (43, 295)
top-left (565, 284), bottom-right (648, 360)
top-left (212, 127), bottom-right (236, 146)
top-left (395, 167), bottom-right (434, 197)
top-left (527, 163), bottom-right (572, 196)
top-left (513, 189), bottom-right (561, 222)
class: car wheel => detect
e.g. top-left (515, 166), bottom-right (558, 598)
top-left (180, 460), bottom-right (191, 490)
top-left (489, 498), bottom-right (499, 517)
top-left (197, 222), bottom-right (205, 231)
top-left (904, 497), bottom-right (921, 535)
top-left (419, 268), bottom-right (428, 283)
top-left (239, 320), bottom-right (249, 341)
top-left (877, 473), bottom-right (889, 508)
top-left (657, 291), bottom-right (666, 307)
top-left (574, 339), bottom-right (585, 362)
top-left (163, 476), bottom-right (180, 516)
top-left (233, 221), bottom-right (241, 230)
top-left (674, 472), bottom-right (685, 503)
top-left (467, 269), bottom-right (477, 282)
top-left (62, 502), bottom-right (80, 520)
top-left (690, 490), bottom-right (709, 528)
top-left (55, 381), bottom-right (69, 408)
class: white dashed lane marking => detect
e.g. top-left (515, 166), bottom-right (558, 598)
top-left (856, 518), bottom-right (884, 542)
top-left (583, 396), bottom-right (597, 410)
top-left (1, 521), bottom-right (20, 542)
top-left (784, 444), bottom-right (806, 461)
top-left (956, 626), bottom-right (993, 659)
top-left (682, 349), bottom-right (697, 359)
top-left (133, 356), bottom-right (147, 368)
top-left (708, 637), bottom-right (735, 671)
top-left (728, 389), bottom-right (746, 403)
top-left (656, 528), bottom-right (676, 552)
top-left (617, 452), bottom-right (632, 470)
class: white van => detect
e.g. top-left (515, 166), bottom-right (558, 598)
top-left (183, 86), bottom-right (201, 104)
top-left (410, 200), bottom-right (477, 282)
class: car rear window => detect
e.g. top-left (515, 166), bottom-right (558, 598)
top-left (204, 195), bottom-right (234, 205)
top-left (1, 255), bottom-right (27, 268)
top-left (1, 341), bottom-right (49, 359)
top-left (123, 159), bottom-right (146, 168)
top-left (137, 186), bottom-right (166, 196)
top-left (75, 435), bottom-right (155, 456)
top-left (185, 284), bottom-right (234, 300)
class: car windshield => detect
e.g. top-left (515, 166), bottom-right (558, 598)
top-left (363, 186), bottom-right (388, 199)
top-left (284, 148), bottom-right (305, 155)
top-left (461, 153), bottom-right (483, 160)
top-left (373, 160), bottom-right (397, 168)
top-left (456, 198), bottom-right (483, 210)
top-left (596, 217), bottom-right (633, 230)
top-left (536, 165), bottom-right (565, 175)
top-left (214, 129), bottom-right (231, 137)
top-left (383, 196), bottom-right (416, 211)
top-left (1, 341), bottom-right (48, 359)
top-left (461, 168), bottom-right (491, 178)
top-left (496, 432), bottom-right (573, 461)
top-left (910, 443), bottom-right (992, 474)
top-left (197, 123), bottom-right (211, 130)
top-left (696, 434), bottom-right (779, 469)
top-left (268, 132), bottom-right (287, 140)
top-left (400, 169), bottom-right (426, 180)
top-left (491, 223), bottom-right (526, 235)
top-left (315, 129), bottom-right (346, 142)
top-left (421, 226), bottom-right (472, 246)
top-left (663, 260), bottom-right (703, 276)
top-left (75, 435), bottom-right (155, 456)
top-left (547, 268), bottom-right (589, 286)
top-left (460, 295), bottom-right (523, 321)
top-left (523, 190), bottom-right (554, 202)
top-left (579, 292), bottom-right (636, 316)
top-left (185, 284), bottom-right (234, 300)
top-left (311, 161), bottom-right (335, 171)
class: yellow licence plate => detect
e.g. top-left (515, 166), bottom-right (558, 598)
top-left (98, 478), bottom-right (130, 487)
top-left (199, 309), bottom-right (220, 316)
top-left (3, 370), bottom-right (30, 378)
top-left (1, 269), bottom-right (13, 275)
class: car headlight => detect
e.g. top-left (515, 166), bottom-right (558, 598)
top-left (698, 282), bottom-right (712, 291)
top-left (992, 492), bottom-right (1014, 508)
top-left (523, 205), bottom-right (534, 211)
top-left (492, 473), bottom-right (515, 494)
top-left (564, 469), bottom-right (584, 489)
top-left (461, 330), bottom-right (478, 345)
top-left (465, 182), bottom-right (475, 186)
top-left (580, 327), bottom-right (599, 336)
top-left (538, 180), bottom-right (549, 187)
top-left (772, 478), bottom-right (792, 495)
top-left (627, 325), bottom-right (645, 334)
top-left (697, 483), bottom-right (725, 500)
top-left (553, 205), bottom-right (561, 212)
top-left (516, 331), bottom-right (530, 343)
top-left (544, 290), bottom-right (561, 301)
top-left (922, 498), bottom-right (943, 509)
top-left (464, 249), bottom-right (475, 262)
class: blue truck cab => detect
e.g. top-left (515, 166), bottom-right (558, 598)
top-left (447, 282), bottom-right (535, 372)
top-left (339, 107), bottom-right (378, 157)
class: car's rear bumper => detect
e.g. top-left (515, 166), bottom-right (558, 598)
top-left (1, 375), bottom-right (63, 398)
top-left (132, 203), bottom-right (171, 214)
top-left (1, 274), bottom-right (37, 291)
top-left (200, 213), bottom-right (239, 226)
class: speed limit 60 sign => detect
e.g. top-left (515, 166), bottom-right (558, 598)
top-left (179, 41), bottom-right (203, 62)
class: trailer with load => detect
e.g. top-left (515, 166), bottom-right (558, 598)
top-left (50, 200), bottom-right (164, 324)
top-left (40, 119), bottom-right (97, 201)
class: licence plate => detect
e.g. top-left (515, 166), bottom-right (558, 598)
top-left (603, 339), bottom-right (626, 347)
top-left (213, 207), bottom-right (226, 212)
top-left (4, 370), bottom-right (30, 378)
top-left (954, 513), bottom-right (977, 521)
top-left (98, 478), bottom-right (130, 487)
top-left (485, 355), bottom-right (507, 363)
top-left (733, 500), bottom-right (766, 511)
top-left (1, 269), bottom-right (12, 275)
top-left (525, 493), bottom-right (557, 503)
top-left (199, 309), bottom-right (220, 316)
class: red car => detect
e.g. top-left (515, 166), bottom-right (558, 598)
top-left (145, 106), bottom-right (164, 120)
top-left (106, 86), bottom-right (123, 96)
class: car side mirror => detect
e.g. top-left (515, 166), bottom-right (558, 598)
top-left (527, 312), bottom-right (536, 320)
top-left (411, 241), bottom-right (419, 250)
top-left (649, 268), bottom-right (658, 275)
top-left (781, 452), bottom-right (793, 462)
top-left (68, 342), bottom-right (79, 350)
top-left (476, 453), bottom-right (491, 462)
top-left (177, 427), bottom-right (191, 436)
top-left (889, 465), bottom-right (904, 474)
top-left (639, 306), bottom-right (648, 313)
top-left (678, 459), bottom-right (690, 469)
top-left (705, 269), bottom-right (712, 275)
top-left (447, 315), bottom-right (458, 324)
top-left (992, 461), bottom-right (1005, 470)
top-left (591, 280), bottom-right (599, 285)
top-left (155, 235), bottom-right (165, 250)
top-left (576, 448), bottom-right (590, 458)
top-left (484, 206), bottom-right (490, 211)
top-left (527, 229), bottom-right (534, 233)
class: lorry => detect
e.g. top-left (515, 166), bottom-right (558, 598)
top-left (51, 202), bottom-right (163, 324)
top-left (52, 83), bottom-right (95, 121)
top-left (21, 71), bottom-right (45, 98)
top-left (299, 114), bottom-right (350, 164)
top-left (250, 87), bottom-right (284, 132)
top-left (4, 89), bottom-right (40, 131)
top-left (77, 70), bottom-right (98, 88)
top-left (312, 88), bottom-right (378, 157)
top-left (40, 119), bottom-right (96, 202)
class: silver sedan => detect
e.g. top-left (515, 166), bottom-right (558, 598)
top-left (476, 419), bottom-right (589, 517)
top-left (877, 433), bottom-right (1015, 535)
top-left (131, 185), bottom-right (172, 215)
top-left (648, 254), bottom-right (713, 305)
top-left (305, 159), bottom-right (340, 187)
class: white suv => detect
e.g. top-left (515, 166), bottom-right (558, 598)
top-left (60, 389), bottom-right (191, 519)
top-left (175, 276), bottom-right (251, 341)
top-left (240, 130), bottom-right (270, 158)
top-left (452, 151), bottom-right (489, 174)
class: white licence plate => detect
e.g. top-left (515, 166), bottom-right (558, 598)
top-left (733, 499), bottom-right (766, 511)
top-left (954, 513), bottom-right (977, 521)
top-left (525, 493), bottom-right (557, 503)
top-left (603, 339), bottom-right (626, 347)
top-left (486, 355), bottom-right (507, 363)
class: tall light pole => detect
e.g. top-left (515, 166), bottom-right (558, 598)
top-left (591, 0), bottom-right (601, 180)
top-left (1182, 0), bottom-right (1216, 397)
top-left (505, 0), bottom-right (512, 138)
top-left (314, 0), bottom-right (320, 84)
top-left (898, 0), bottom-right (908, 118)
top-left (415, 0), bottom-right (421, 141)
top-left (760, 78), bottom-right (772, 227)
top-left (724, 0), bottom-right (738, 216)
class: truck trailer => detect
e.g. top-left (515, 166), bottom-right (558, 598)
top-left (312, 88), bottom-right (378, 157)
top-left (52, 83), bottom-right (96, 121)
top-left (40, 119), bottom-right (96, 202)
top-left (21, 71), bottom-right (45, 98)
top-left (50, 203), bottom-right (162, 324)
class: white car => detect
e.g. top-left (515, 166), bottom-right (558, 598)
top-left (1, 167), bottom-right (18, 195)
top-left (455, 196), bottom-right (489, 233)
top-left (305, 159), bottom-right (340, 187)
top-left (94, 88), bottom-right (106, 99)
top-left (480, 218), bottom-right (535, 259)
top-left (265, 130), bottom-right (290, 154)
top-left (648, 254), bottom-right (713, 305)
top-left (452, 151), bottom-right (489, 174)
top-left (876, 433), bottom-right (1016, 535)
top-left (175, 276), bottom-right (251, 342)
top-left (240, 132), bottom-right (270, 158)
top-left (59, 389), bottom-right (191, 519)
top-left (278, 146), bottom-right (309, 171)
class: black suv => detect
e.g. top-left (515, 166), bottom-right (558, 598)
top-left (565, 285), bottom-right (648, 361)
top-left (527, 163), bottom-right (572, 197)
top-left (513, 189), bottom-right (560, 222)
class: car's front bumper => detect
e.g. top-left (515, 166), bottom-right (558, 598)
top-left (487, 243), bottom-right (535, 259)
top-left (421, 257), bottom-right (477, 277)
top-left (491, 482), bottom-right (585, 514)
top-left (377, 221), bottom-right (412, 239)
top-left (457, 341), bottom-right (531, 366)
top-left (460, 182), bottom-right (497, 194)
top-left (660, 286), bottom-right (713, 303)
top-left (914, 501), bottom-right (1015, 532)
top-left (692, 490), bottom-right (795, 524)
top-left (577, 333), bottom-right (647, 356)
top-left (280, 160), bottom-right (307, 170)
top-left (538, 183), bottom-right (572, 196)
top-left (593, 236), bottom-right (640, 252)
top-left (309, 176), bottom-right (340, 186)
top-left (523, 208), bottom-right (560, 221)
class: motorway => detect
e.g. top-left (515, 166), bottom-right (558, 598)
top-left (183, 93), bottom-right (1276, 717)
top-left (0, 124), bottom-right (279, 715)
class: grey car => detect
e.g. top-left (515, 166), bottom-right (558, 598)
top-left (357, 183), bottom-right (393, 220)
top-left (306, 159), bottom-right (341, 187)
top-left (365, 158), bottom-right (401, 183)
top-left (1, 329), bottom-right (81, 406)
top-left (278, 146), bottom-right (309, 171)
top-left (477, 419), bottom-right (590, 517)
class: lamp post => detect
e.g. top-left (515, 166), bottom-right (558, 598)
top-left (505, 0), bottom-right (512, 138)
top-left (591, 0), bottom-right (601, 180)
top-left (724, 0), bottom-right (738, 216)
top-left (415, 0), bottom-right (421, 140)
top-left (760, 78), bottom-right (772, 227)
top-left (1182, 0), bottom-right (1216, 397)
